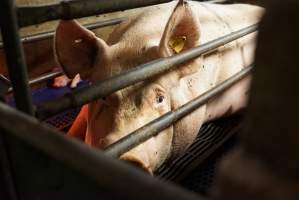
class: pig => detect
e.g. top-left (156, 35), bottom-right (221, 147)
top-left (54, 0), bottom-right (264, 173)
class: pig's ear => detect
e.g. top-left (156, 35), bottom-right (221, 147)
top-left (159, 0), bottom-right (201, 77)
top-left (55, 20), bottom-right (107, 79)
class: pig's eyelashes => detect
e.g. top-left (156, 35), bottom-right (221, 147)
top-left (153, 86), bottom-right (166, 106)
top-left (156, 95), bottom-right (165, 104)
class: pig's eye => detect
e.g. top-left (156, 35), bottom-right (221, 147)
top-left (156, 95), bottom-right (165, 104)
top-left (99, 96), bottom-right (109, 105)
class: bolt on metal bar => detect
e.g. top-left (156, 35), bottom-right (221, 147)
top-left (7, 71), bottom-right (62, 93)
top-left (36, 24), bottom-right (258, 120)
top-left (0, 101), bottom-right (205, 200)
top-left (0, 17), bottom-right (126, 49)
top-left (17, 0), bottom-right (173, 27)
top-left (0, 0), bottom-right (34, 115)
top-left (105, 65), bottom-right (253, 157)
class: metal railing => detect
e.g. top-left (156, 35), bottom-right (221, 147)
top-left (0, 17), bottom-right (126, 49)
top-left (17, 0), bottom-right (173, 27)
top-left (7, 71), bottom-right (62, 93)
top-left (0, 0), bottom-right (33, 115)
top-left (104, 65), bottom-right (253, 157)
top-left (36, 23), bottom-right (258, 119)
top-left (0, 100), bottom-right (205, 200)
top-left (0, 0), bottom-right (230, 94)
top-left (0, 0), bottom-right (256, 199)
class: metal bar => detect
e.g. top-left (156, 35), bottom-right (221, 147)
top-left (36, 24), bottom-right (258, 119)
top-left (0, 74), bottom-right (11, 98)
top-left (7, 71), bottom-right (62, 93)
top-left (0, 17), bottom-right (126, 49)
top-left (0, 134), bottom-right (18, 200)
top-left (17, 0), bottom-right (173, 27)
top-left (0, 0), bottom-right (225, 47)
top-left (0, 101), bottom-right (205, 200)
top-left (26, 71), bottom-right (61, 86)
top-left (0, 67), bottom-right (18, 200)
top-left (0, 0), bottom-right (34, 115)
top-left (104, 65), bottom-right (253, 157)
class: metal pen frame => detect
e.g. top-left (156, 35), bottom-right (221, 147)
top-left (0, 0), bottom-right (33, 115)
top-left (0, 17), bottom-right (126, 49)
top-left (0, 0), bottom-right (255, 199)
top-left (105, 65), bottom-right (253, 157)
top-left (36, 24), bottom-right (258, 119)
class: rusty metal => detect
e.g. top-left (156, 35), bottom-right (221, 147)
top-left (0, 17), bottom-right (126, 49)
top-left (0, 0), bottom-right (33, 115)
top-left (0, 101), bottom-right (205, 200)
top-left (17, 0), bottom-right (173, 27)
top-left (36, 24), bottom-right (258, 120)
top-left (104, 65), bottom-right (253, 157)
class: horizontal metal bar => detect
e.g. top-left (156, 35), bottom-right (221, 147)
top-left (17, 0), bottom-right (172, 27)
top-left (7, 71), bottom-right (62, 93)
top-left (1, 0), bottom-right (223, 46)
top-left (104, 65), bottom-right (253, 157)
top-left (0, 101), bottom-right (204, 200)
top-left (36, 24), bottom-right (258, 120)
top-left (26, 71), bottom-right (62, 86)
top-left (0, 17), bottom-right (126, 49)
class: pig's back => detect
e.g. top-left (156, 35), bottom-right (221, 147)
top-left (107, 1), bottom-right (178, 45)
top-left (107, 1), bottom-right (263, 84)
top-left (191, 2), bottom-right (264, 85)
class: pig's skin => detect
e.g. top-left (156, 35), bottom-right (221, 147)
top-left (55, 0), bottom-right (264, 173)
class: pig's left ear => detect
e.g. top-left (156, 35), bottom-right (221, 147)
top-left (159, 0), bottom-right (201, 77)
top-left (55, 20), bottom-right (107, 79)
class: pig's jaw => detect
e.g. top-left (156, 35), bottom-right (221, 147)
top-left (99, 126), bottom-right (173, 174)
top-left (120, 154), bottom-right (153, 175)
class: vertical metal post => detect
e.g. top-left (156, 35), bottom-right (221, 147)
top-left (0, 0), bottom-right (34, 115)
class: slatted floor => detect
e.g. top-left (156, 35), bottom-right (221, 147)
top-left (156, 115), bottom-right (241, 181)
top-left (178, 133), bottom-right (238, 195)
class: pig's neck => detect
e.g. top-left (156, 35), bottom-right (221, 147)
top-left (195, 3), bottom-right (261, 122)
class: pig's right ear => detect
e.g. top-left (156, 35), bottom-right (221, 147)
top-left (159, 0), bottom-right (201, 78)
top-left (55, 20), bottom-right (107, 79)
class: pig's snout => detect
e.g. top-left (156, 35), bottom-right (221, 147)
top-left (120, 154), bottom-right (153, 175)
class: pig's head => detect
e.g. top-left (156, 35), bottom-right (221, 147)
top-left (54, 0), bottom-right (202, 173)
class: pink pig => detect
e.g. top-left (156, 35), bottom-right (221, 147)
top-left (54, 0), bottom-right (264, 173)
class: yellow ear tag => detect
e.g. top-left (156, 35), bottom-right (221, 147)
top-left (169, 36), bottom-right (187, 54)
